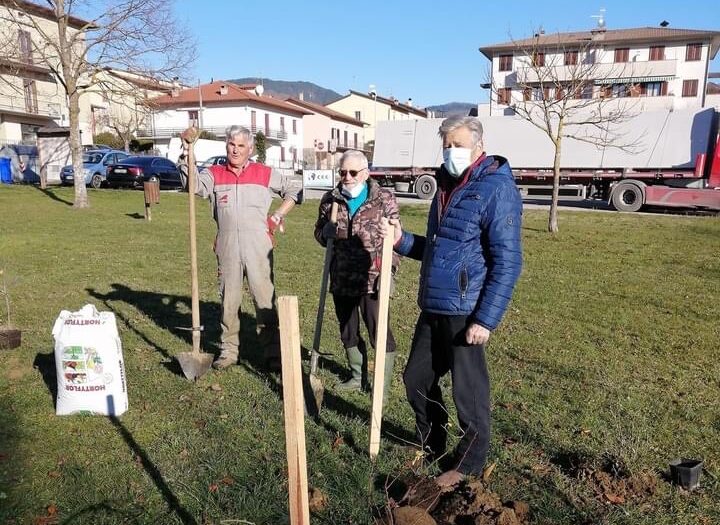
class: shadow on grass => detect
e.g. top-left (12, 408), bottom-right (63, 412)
top-left (35, 185), bottom-right (74, 206)
top-left (109, 395), bottom-right (198, 525)
top-left (0, 390), bottom-right (23, 521)
top-left (125, 212), bottom-right (145, 220)
top-left (87, 284), bottom-right (415, 452)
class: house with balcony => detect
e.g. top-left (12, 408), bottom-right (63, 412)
top-left (479, 25), bottom-right (720, 115)
top-left (285, 97), bottom-right (367, 169)
top-left (325, 89), bottom-right (430, 144)
top-left (79, 68), bottom-right (177, 148)
top-left (0, 1), bottom-right (91, 145)
top-left (146, 81), bottom-right (309, 170)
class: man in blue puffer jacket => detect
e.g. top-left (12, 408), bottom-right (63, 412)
top-left (387, 115), bottom-right (523, 488)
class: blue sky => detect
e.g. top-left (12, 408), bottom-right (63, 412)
top-left (175, 0), bottom-right (720, 107)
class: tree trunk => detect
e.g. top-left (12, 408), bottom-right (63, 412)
top-left (69, 91), bottom-right (89, 208)
top-left (548, 137), bottom-right (562, 233)
top-left (124, 138), bottom-right (130, 152)
top-left (548, 119), bottom-right (564, 234)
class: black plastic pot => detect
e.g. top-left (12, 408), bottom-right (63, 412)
top-left (0, 328), bottom-right (21, 349)
top-left (669, 458), bottom-right (703, 490)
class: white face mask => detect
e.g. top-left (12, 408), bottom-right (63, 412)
top-left (342, 181), bottom-right (366, 198)
top-left (443, 147), bottom-right (473, 178)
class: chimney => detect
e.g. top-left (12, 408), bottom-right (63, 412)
top-left (219, 84), bottom-right (228, 95)
top-left (406, 97), bottom-right (413, 107)
top-left (299, 92), bottom-right (304, 101)
top-left (170, 77), bottom-right (180, 97)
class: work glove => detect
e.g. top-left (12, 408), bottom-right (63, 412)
top-left (322, 221), bottom-right (337, 241)
top-left (267, 214), bottom-right (285, 247)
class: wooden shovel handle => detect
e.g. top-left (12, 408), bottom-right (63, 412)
top-left (185, 127), bottom-right (201, 354)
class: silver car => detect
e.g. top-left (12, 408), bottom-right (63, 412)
top-left (60, 149), bottom-right (129, 189)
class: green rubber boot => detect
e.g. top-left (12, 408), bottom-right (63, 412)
top-left (337, 345), bottom-right (363, 391)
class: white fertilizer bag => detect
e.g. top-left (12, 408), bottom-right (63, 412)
top-left (52, 304), bottom-right (128, 416)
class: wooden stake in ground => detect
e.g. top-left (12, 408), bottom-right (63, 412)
top-left (279, 296), bottom-right (311, 525)
top-left (369, 219), bottom-right (395, 460)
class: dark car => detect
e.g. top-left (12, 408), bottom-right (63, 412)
top-left (106, 156), bottom-right (185, 190)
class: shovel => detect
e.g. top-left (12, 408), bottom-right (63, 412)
top-left (307, 201), bottom-right (339, 413)
top-left (176, 127), bottom-right (213, 380)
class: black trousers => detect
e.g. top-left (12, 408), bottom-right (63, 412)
top-left (332, 294), bottom-right (396, 354)
top-left (403, 312), bottom-right (490, 476)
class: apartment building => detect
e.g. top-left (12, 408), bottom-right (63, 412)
top-left (285, 97), bottom-right (367, 169)
top-left (479, 25), bottom-right (720, 115)
top-left (326, 90), bottom-right (429, 143)
top-left (0, 1), bottom-right (91, 144)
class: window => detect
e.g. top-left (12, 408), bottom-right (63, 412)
top-left (251, 110), bottom-right (257, 130)
top-left (580, 84), bottom-right (593, 99)
top-left (343, 130), bottom-right (348, 147)
top-left (188, 110), bottom-right (199, 127)
top-left (642, 82), bottom-right (668, 97)
top-left (543, 87), bottom-right (551, 101)
top-left (564, 50), bottom-right (578, 66)
top-left (23, 79), bottom-right (37, 113)
top-left (599, 85), bottom-right (612, 99)
top-left (499, 54), bottom-right (513, 71)
top-left (18, 30), bottom-right (32, 63)
top-left (682, 79), bottom-right (698, 97)
top-left (354, 133), bottom-right (358, 149)
top-left (292, 119), bottom-right (297, 134)
top-left (531, 51), bottom-right (544, 67)
top-left (280, 146), bottom-right (285, 162)
top-left (649, 45), bottom-right (665, 61)
top-left (354, 111), bottom-right (361, 120)
top-left (280, 116), bottom-right (285, 132)
top-left (523, 87), bottom-right (531, 101)
top-left (498, 87), bottom-right (511, 105)
top-left (614, 48), bottom-right (629, 63)
top-left (685, 43), bottom-right (702, 61)
top-left (264, 113), bottom-right (270, 134)
top-left (612, 84), bottom-right (629, 98)
top-left (555, 86), bottom-right (565, 100)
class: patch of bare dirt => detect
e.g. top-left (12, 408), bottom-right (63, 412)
top-left (376, 476), bottom-right (530, 525)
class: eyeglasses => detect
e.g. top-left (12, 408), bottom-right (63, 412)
top-left (339, 168), bottom-right (367, 178)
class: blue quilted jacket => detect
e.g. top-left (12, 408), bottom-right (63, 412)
top-left (395, 155), bottom-right (523, 330)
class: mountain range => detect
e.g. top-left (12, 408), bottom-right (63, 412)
top-left (229, 77), bottom-right (475, 116)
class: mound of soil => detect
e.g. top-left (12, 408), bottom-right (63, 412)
top-left (376, 476), bottom-right (530, 525)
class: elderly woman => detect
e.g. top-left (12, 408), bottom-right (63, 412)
top-left (314, 150), bottom-right (400, 402)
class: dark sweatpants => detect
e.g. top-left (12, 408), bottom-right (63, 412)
top-left (403, 312), bottom-right (490, 476)
top-left (333, 293), bottom-right (396, 353)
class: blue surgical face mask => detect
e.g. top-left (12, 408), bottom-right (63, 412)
top-left (443, 147), bottom-right (472, 178)
top-left (342, 181), bottom-right (366, 198)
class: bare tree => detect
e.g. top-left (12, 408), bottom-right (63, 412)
top-left (1, 0), bottom-right (195, 208)
top-left (489, 31), bottom-right (641, 232)
top-left (90, 69), bottom-right (167, 152)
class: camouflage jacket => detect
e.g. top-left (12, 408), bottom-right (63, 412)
top-left (314, 179), bottom-right (400, 296)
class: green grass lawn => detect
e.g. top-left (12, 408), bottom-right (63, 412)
top-left (0, 185), bottom-right (719, 524)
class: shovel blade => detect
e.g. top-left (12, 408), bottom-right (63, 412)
top-left (176, 352), bottom-right (214, 381)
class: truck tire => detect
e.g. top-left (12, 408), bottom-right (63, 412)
top-left (414, 174), bottom-right (437, 200)
top-left (611, 182), bottom-right (644, 212)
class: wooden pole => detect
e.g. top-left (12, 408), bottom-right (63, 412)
top-left (187, 142), bottom-right (201, 354)
top-left (369, 220), bottom-right (394, 460)
top-left (279, 296), bottom-right (310, 525)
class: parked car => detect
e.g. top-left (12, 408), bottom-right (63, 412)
top-left (197, 155), bottom-right (227, 170)
top-left (60, 150), bottom-right (129, 188)
top-left (82, 144), bottom-right (113, 152)
top-left (106, 156), bottom-right (185, 190)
